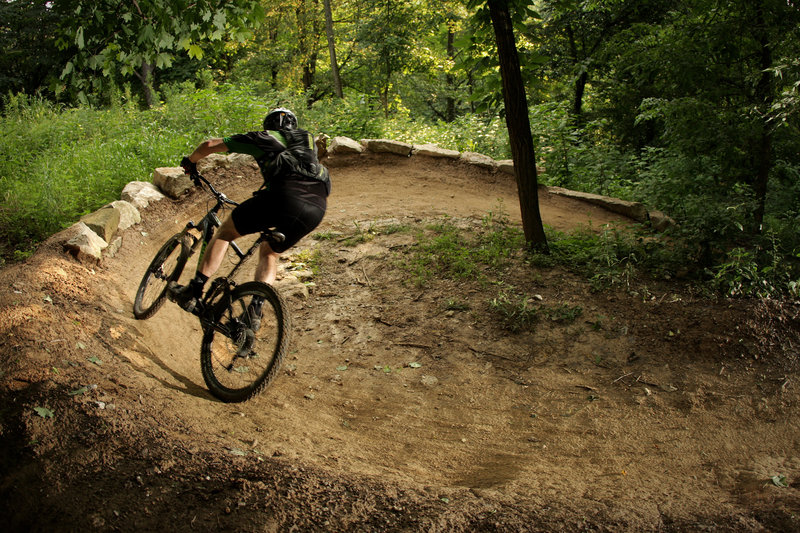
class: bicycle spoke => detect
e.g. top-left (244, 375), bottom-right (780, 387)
top-left (134, 234), bottom-right (188, 319)
top-left (200, 283), bottom-right (289, 402)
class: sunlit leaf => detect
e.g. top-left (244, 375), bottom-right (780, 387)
top-left (34, 407), bottom-right (54, 418)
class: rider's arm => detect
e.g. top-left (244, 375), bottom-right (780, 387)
top-left (187, 138), bottom-right (229, 163)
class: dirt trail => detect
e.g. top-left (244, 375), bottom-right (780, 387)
top-left (1, 153), bottom-right (799, 532)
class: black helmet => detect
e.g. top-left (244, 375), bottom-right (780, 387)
top-left (263, 107), bottom-right (298, 131)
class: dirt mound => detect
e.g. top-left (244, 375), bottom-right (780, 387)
top-left (2, 154), bottom-right (799, 531)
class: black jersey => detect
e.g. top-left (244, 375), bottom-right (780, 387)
top-left (223, 129), bottom-right (330, 198)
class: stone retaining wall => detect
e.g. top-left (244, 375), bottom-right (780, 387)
top-left (62, 137), bottom-right (673, 264)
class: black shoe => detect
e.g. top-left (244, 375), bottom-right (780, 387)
top-left (246, 296), bottom-right (265, 332)
top-left (168, 282), bottom-right (199, 313)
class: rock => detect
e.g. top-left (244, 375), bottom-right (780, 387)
top-left (105, 236), bottom-right (123, 258)
top-left (420, 375), bottom-right (439, 387)
top-left (648, 210), bottom-right (676, 232)
top-left (227, 153), bottom-right (258, 170)
top-left (153, 167), bottom-right (192, 199)
top-left (121, 181), bottom-right (166, 210)
top-left (497, 159), bottom-right (546, 175)
top-left (497, 159), bottom-right (515, 174)
top-left (460, 151), bottom-right (497, 170)
top-left (198, 153), bottom-right (231, 172)
top-left (64, 222), bottom-right (108, 263)
top-left (546, 186), bottom-right (648, 222)
top-left (286, 269), bottom-right (314, 282)
top-left (315, 134), bottom-right (330, 158)
top-left (412, 144), bottom-right (460, 159)
top-left (361, 139), bottom-right (413, 156)
top-left (274, 275), bottom-right (310, 300)
top-left (109, 200), bottom-right (141, 230)
top-left (329, 136), bottom-right (363, 154)
top-left (81, 206), bottom-right (120, 243)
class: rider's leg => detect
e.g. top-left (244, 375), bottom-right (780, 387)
top-left (247, 242), bottom-right (279, 331)
top-left (254, 241), bottom-right (280, 285)
top-left (170, 216), bottom-right (241, 310)
top-left (198, 216), bottom-right (242, 278)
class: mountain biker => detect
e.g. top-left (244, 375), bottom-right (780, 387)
top-left (168, 107), bottom-right (330, 326)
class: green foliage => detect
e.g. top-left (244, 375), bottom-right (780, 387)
top-left (0, 0), bottom-right (69, 102)
top-left (527, 220), bottom-right (800, 299)
top-left (543, 303), bottom-right (583, 323)
top-left (709, 235), bottom-right (800, 299)
top-left (307, 96), bottom-right (510, 158)
top-left (54, 0), bottom-right (263, 105)
top-left (530, 224), bottom-right (676, 292)
top-left (444, 299), bottom-right (471, 311)
top-left (769, 57), bottom-right (800, 129)
top-left (528, 102), bottom-right (636, 198)
top-left (405, 222), bottom-right (482, 284)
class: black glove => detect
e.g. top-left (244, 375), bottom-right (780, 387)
top-left (180, 156), bottom-right (198, 177)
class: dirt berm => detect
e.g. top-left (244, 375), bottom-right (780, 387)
top-left (1, 153), bottom-right (799, 531)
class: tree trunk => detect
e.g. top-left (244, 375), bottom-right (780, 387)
top-left (487, 0), bottom-right (548, 251)
top-left (445, 20), bottom-right (456, 122)
top-left (565, 22), bottom-right (584, 123)
top-left (134, 61), bottom-right (154, 108)
top-left (573, 70), bottom-right (587, 119)
top-left (752, 5), bottom-right (773, 232)
top-left (297, 0), bottom-right (320, 97)
top-left (323, 0), bottom-right (343, 98)
top-left (267, 24), bottom-right (280, 90)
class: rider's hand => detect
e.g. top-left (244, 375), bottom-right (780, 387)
top-left (180, 156), bottom-right (198, 179)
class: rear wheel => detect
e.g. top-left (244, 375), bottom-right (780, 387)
top-left (200, 282), bottom-right (290, 403)
top-left (133, 234), bottom-right (189, 319)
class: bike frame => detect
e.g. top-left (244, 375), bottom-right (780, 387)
top-left (182, 173), bottom-right (278, 290)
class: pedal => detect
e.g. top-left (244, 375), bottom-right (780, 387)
top-left (235, 329), bottom-right (256, 358)
top-left (166, 281), bottom-right (178, 302)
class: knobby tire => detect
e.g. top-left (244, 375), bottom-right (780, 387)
top-left (200, 282), bottom-right (290, 403)
top-left (133, 234), bottom-right (189, 319)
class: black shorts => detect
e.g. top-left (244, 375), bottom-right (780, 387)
top-left (231, 180), bottom-right (327, 253)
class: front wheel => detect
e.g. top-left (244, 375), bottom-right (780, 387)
top-left (133, 233), bottom-right (189, 319)
top-left (200, 282), bottom-right (290, 403)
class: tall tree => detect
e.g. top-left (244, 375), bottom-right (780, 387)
top-left (296, 0), bottom-right (323, 100)
top-left (55, 0), bottom-right (263, 106)
top-left (323, 0), bottom-right (344, 98)
top-left (538, 0), bottom-right (668, 124)
top-left (444, 16), bottom-right (458, 122)
top-left (485, 0), bottom-right (548, 250)
top-left (348, 0), bottom-right (419, 115)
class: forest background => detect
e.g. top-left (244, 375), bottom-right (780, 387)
top-left (1, 0), bottom-right (799, 299)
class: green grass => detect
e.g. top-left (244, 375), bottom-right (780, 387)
top-left (401, 209), bottom-right (527, 287)
top-left (397, 211), bottom-right (666, 293)
top-left (0, 85), bottom-right (286, 262)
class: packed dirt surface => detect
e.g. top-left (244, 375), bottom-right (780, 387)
top-left (2, 153), bottom-right (799, 532)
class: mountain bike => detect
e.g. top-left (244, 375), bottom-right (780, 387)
top-left (132, 172), bottom-right (291, 403)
